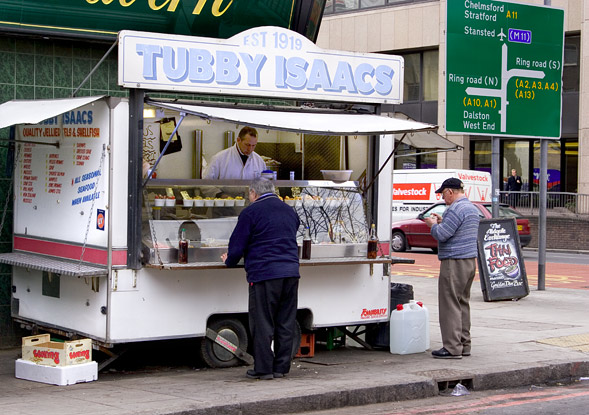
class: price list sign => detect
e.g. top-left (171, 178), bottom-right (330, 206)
top-left (446, 0), bottom-right (564, 138)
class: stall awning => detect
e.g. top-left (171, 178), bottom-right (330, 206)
top-left (391, 113), bottom-right (461, 150)
top-left (148, 101), bottom-right (438, 136)
top-left (0, 96), bottom-right (104, 129)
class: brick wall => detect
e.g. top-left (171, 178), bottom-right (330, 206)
top-left (525, 216), bottom-right (589, 250)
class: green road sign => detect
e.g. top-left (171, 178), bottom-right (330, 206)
top-left (446, 0), bottom-right (564, 138)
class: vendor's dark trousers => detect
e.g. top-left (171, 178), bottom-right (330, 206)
top-left (248, 277), bottom-right (299, 375)
top-left (438, 258), bottom-right (476, 356)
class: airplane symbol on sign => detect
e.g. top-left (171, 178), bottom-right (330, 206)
top-left (498, 28), bottom-right (507, 41)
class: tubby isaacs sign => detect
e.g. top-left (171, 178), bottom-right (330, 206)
top-left (118, 27), bottom-right (404, 104)
top-left (446, 0), bottom-right (564, 138)
top-left (0, 0), bottom-right (325, 42)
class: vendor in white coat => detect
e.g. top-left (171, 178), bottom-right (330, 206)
top-left (204, 126), bottom-right (267, 180)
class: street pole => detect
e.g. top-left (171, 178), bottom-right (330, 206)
top-left (537, 0), bottom-right (550, 291)
top-left (538, 139), bottom-right (547, 290)
top-left (491, 136), bottom-right (500, 218)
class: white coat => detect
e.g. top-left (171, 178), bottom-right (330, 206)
top-left (203, 144), bottom-right (266, 180)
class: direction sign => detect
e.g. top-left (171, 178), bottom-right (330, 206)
top-left (446, 0), bottom-right (564, 138)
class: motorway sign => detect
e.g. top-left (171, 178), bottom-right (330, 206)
top-left (446, 0), bottom-right (564, 138)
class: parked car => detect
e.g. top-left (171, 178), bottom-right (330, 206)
top-left (391, 202), bottom-right (532, 252)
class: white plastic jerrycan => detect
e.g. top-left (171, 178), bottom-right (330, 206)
top-left (389, 300), bottom-right (430, 354)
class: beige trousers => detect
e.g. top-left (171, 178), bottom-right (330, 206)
top-left (438, 258), bottom-right (477, 355)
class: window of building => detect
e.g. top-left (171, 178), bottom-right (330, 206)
top-left (532, 141), bottom-right (563, 192)
top-left (470, 140), bottom-right (492, 175)
top-left (324, 0), bottom-right (430, 14)
top-left (503, 141), bottom-right (530, 191)
top-left (563, 139), bottom-right (579, 193)
top-left (403, 53), bottom-right (421, 102)
top-left (399, 50), bottom-right (438, 103)
top-left (423, 50), bottom-right (439, 101)
top-left (360, 0), bottom-right (385, 8)
top-left (563, 35), bottom-right (579, 92)
top-left (394, 144), bottom-right (438, 170)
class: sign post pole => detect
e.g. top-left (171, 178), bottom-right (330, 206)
top-left (538, 140), bottom-right (548, 290)
top-left (491, 136), bottom-right (500, 218)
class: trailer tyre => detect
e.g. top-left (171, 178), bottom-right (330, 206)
top-left (391, 231), bottom-right (407, 252)
top-left (201, 318), bottom-right (248, 368)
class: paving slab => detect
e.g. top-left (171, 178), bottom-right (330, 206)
top-left (0, 275), bottom-right (588, 415)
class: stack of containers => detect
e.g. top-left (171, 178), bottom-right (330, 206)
top-left (15, 334), bottom-right (98, 385)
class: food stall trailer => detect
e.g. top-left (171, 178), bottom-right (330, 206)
top-left (0, 27), bottom-right (436, 368)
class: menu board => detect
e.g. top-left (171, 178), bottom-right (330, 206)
top-left (477, 218), bottom-right (529, 302)
top-left (14, 100), bottom-right (110, 246)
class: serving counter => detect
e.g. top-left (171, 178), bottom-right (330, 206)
top-left (143, 179), bottom-right (374, 267)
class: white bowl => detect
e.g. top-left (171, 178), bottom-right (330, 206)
top-left (321, 170), bottom-right (353, 182)
top-left (165, 199), bottom-right (176, 207)
top-left (214, 199), bottom-right (225, 207)
top-left (193, 199), bottom-right (205, 207)
top-left (154, 198), bottom-right (165, 207)
top-left (204, 199), bottom-right (215, 207)
top-left (224, 199), bottom-right (235, 207)
top-left (235, 199), bottom-right (245, 206)
top-left (183, 199), bottom-right (193, 207)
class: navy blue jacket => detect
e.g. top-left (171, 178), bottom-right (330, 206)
top-left (225, 193), bottom-right (300, 283)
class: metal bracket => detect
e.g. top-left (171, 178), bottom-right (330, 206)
top-left (339, 326), bottom-right (374, 351)
top-left (205, 328), bottom-right (254, 365)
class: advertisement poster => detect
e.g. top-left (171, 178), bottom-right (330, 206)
top-left (477, 218), bottom-right (529, 301)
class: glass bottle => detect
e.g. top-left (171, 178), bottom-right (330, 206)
top-left (178, 228), bottom-right (189, 264)
top-left (302, 227), bottom-right (312, 260)
top-left (334, 221), bottom-right (342, 244)
top-left (367, 223), bottom-right (378, 259)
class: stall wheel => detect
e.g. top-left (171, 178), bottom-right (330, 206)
top-left (200, 318), bottom-right (248, 368)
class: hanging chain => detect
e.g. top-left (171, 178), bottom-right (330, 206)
top-left (0, 144), bottom-right (21, 237)
top-left (78, 144), bottom-right (106, 267)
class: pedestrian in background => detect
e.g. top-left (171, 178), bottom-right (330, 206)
top-left (424, 178), bottom-right (480, 359)
top-left (505, 168), bottom-right (522, 206)
top-left (222, 178), bottom-right (300, 379)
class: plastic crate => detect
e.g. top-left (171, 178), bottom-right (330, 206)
top-left (295, 333), bottom-right (315, 358)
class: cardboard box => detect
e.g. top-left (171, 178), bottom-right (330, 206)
top-left (21, 334), bottom-right (92, 367)
top-left (15, 359), bottom-right (97, 386)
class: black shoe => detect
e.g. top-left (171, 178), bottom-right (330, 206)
top-left (432, 347), bottom-right (462, 359)
top-left (246, 369), bottom-right (273, 380)
top-left (273, 372), bottom-right (286, 378)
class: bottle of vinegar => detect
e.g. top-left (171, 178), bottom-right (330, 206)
top-left (367, 223), bottom-right (378, 259)
top-left (178, 228), bottom-right (189, 264)
top-left (302, 227), bottom-right (312, 260)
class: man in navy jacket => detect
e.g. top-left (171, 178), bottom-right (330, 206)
top-left (222, 178), bottom-right (300, 380)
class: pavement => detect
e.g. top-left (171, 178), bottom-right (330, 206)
top-left (1, 274), bottom-right (589, 415)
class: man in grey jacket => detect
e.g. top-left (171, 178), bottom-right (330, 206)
top-left (425, 178), bottom-right (480, 359)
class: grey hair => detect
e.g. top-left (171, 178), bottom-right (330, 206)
top-left (249, 177), bottom-right (275, 196)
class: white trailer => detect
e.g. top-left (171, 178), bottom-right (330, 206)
top-left (0, 27), bottom-right (435, 368)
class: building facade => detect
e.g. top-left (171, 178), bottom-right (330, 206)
top-left (318, 0), bottom-right (586, 194)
